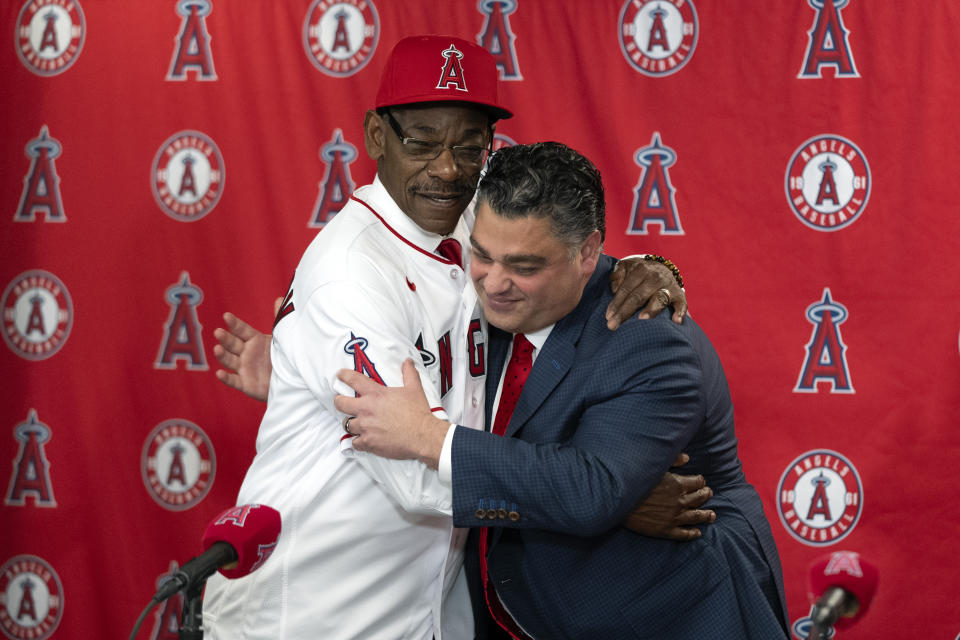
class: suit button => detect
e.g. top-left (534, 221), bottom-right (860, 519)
top-left (497, 509), bottom-right (507, 519)
top-left (476, 509), bottom-right (486, 520)
top-left (508, 511), bottom-right (520, 521)
top-left (485, 509), bottom-right (498, 520)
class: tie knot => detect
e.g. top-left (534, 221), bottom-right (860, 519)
top-left (512, 333), bottom-right (534, 358)
top-left (437, 238), bottom-right (462, 269)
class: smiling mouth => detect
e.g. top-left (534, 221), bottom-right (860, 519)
top-left (416, 192), bottom-right (465, 203)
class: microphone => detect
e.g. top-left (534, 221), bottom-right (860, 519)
top-left (153, 503), bottom-right (281, 602)
top-left (807, 550), bottom-right (878, 635)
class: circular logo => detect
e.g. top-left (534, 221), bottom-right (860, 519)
top-left (303, 0), bottom-right (380, 77)
top-left (619, 0), bottom-right (698, 77)
top-left (777, 449), bottom-right (863, 546)
top-left (1, 271), bottom-right (73, 361)
top-left (785, 134), bottom-right (870, 231)
top-left (0, 555), bottom-right (64, 640)
top-left (151, 130), bottom-right (225, 221)
top-left (15, 0), bottom-right (85, 77)
top-left (141, 419), bottom-right (216, 511)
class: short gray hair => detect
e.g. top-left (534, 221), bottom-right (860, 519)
top-left (477, 142), bottom-right (605, 251)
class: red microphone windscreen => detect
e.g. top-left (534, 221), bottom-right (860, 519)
top-left (808, 550), bottom-right (879, 629)
top-left (201, 504), bottom-right (281, 579)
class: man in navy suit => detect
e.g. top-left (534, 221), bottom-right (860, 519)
top-left (338, 142), bottom-right (789, 639)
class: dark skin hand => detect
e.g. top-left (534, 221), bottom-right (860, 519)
top-left (606, 257), bottom-right (687, 329)
top-left (624, 453), bottom-right (716, 540)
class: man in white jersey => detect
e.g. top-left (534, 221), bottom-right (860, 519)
top-left (203, 35), bottom-right (701, 640)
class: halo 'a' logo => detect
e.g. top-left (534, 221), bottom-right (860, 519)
top-left (15, 0), bottom-right (85, 77)
top-left (15, 126), bottom-right (66, 223)
top-left (795, 288), bottom-right (853, 394)
top-left (777, 449), bottom-right (863, 546)
top-left (5, 409), bottom-right (56, 508)
top-left (798, 0), bottom-right (858, 79)
top-left (151, 131), bottom-right (225, 222)
top-left (477, 0), bottom-right (523, 80)
top-left (167, 0), bottom-right (218, 81)
top-left (141, 419), bottom-right (215, 511)
top-left (0, 555), bottom-right (64, 640)
top-left (627, 132), bottom-right (683, 235)
top-left (1, 270), bottom-right (73, 361)
top-left (303, 0), bottom-right (379, 77)
top-left (619, 0), bottom-right (698, 77)
top-left (786, 134), bottom-right (870, 231)
top-left (310, 129), bottom-right (357, 228)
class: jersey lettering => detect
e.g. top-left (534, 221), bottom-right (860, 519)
top-left (437, 331), bottom-right (453, 397)
top-left (468, 318), bottom-right (486, 377)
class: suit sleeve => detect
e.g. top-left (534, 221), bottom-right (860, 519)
top-left (451, 320), bottom-right (702, 535)
top-left (289, 268), bottom-right (453, 516)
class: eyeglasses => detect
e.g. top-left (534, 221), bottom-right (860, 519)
top-left (385, 111), bottom-right (490, 169)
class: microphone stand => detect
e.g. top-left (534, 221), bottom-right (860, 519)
top-left (179, 580), bottom-right (205, 640)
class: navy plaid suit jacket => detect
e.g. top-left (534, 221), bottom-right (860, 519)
top-left (452, 255), bottom-right (789, 639)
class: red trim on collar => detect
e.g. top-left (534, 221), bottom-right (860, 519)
top-left (350, 195), bottom-right (460, 267)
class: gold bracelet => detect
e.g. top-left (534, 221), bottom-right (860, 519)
top-left (643, 254), bottom-right (684, 288)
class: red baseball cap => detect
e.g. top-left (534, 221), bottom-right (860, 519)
top-left (375, 35), bottom-right (513, 121)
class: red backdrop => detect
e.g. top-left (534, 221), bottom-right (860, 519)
top-left (2, 1), bottom-right (958, 638)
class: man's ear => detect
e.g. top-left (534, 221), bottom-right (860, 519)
top-left (579, 229), bottom-right (603, 274)
top-left (364, 110), bottom-right (385, 160)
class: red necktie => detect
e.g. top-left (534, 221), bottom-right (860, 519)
top-left (437, 237), bottom-right (462, 269)
top-left (479, 333), bottom-right (534, 639)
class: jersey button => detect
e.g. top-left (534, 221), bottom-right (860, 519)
top-left (450, 269), bottom-right (459, 279)
top-left (472, 397), bottom-right (479, 407)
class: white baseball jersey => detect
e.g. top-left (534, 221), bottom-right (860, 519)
top-left (202, 177), bottom-right (487, 640)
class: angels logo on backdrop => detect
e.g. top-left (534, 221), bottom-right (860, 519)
top-left (5, 410), bottom-right (56, 508)
top-left (302, 0), bottom-right (380, 77)
top-left (150, 562), bottom-right (183, 639)
top-left (798, 0), bottom-right (859, 79)
top-left (627, 132), bottom-right (683, 235)
top-left (14, 126), bottom-right (66, 223)
top-left (310, 129), bottom-right (357, 228)
top-left (141, 419), bottom-right (216, 511)
top-left (151, 130), bottom-right (225, 222)
top-left (786, 134), bottom-right (870, 231)
top-left (0, 555), bottom-right (64, 640)
top-left (344, 333), bottom-right (385, 386)
top-left (795, 287), bottom-right (854, 394)
top-left (477, 0), bottom-right (523, 80)
top-left (618, 0), bottom-right (698, 77)
top-left (1, 270), bottom-right (73, 361)
top-left (15, 0), bottom-right (86, 77)
top-left (777, 449), bottom-right (863, 546)
top-left (166, 0), bottom-right (218, 81)
top-left (791, 606), bottom-right (836, 639)
top-left (155, 271), bottom-right (208, 371)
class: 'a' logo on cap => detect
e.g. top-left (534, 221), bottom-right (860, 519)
top-left (436, 44), bottom-right (468, 92)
